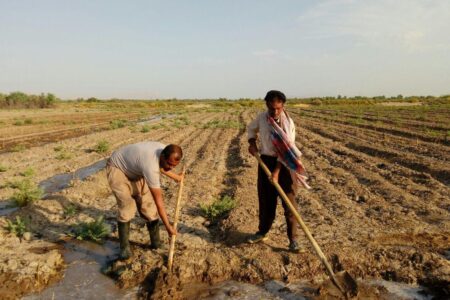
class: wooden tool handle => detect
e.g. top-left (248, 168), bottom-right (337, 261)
top-left (167, 167), bottom-right (185, 272)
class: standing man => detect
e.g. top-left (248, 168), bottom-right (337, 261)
top-left (106, 141), bottom-right (183, 260)
top-left (247, 90), bottom-right (310, 252)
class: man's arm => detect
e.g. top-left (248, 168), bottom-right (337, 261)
top-left (160, 169), bottom-right (184, 182)
top-left (149, 187), bottom-right (177, 236)
top-left (247, 116), bottom-right (259, 156)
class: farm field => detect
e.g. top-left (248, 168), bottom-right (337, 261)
top-left (0, 99), bottom-right (449, 299)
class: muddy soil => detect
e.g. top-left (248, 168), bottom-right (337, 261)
top-left (0, 106), bottom-right (448, 299)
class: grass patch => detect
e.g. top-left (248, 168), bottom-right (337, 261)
top-left (110, 119), bottom-right (127, 129)
top-left (141, 124), bottom-right (150, 133)
top-left (4, 216), bottom-right (27, 237)
top-left (11, 144), bottom-right (26, 152)
top-left (72, 216), bottom-right (111, 242)
top-left (94, 140), bottom-right (110, 153)
top-left (11, 179), bottom-right (44, 207)
top-left (24, 118), bottom-right (33, 125)
top-left (13, 119), bottom-right (24, 126)
top-left (53, 145), bottom-right (64, 152)
top-left (56, 150), bottom-right (73, 160)
top-left (201, 119), bottom-right (243, 129)
top-left (20, 167), bottom-right (35, 177)
top-left (200, 195), bottom-right (236, 221)
top-left (0, 164), bottom-right (7, 172)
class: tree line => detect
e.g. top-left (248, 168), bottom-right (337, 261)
top-left (0, 92), bottom-right (58, 108)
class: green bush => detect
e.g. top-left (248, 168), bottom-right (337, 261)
top-left (24, 118), bottom-right (33, 125)
top-left (94, 140), bottom-right (110, 153)
top-left (200, 196), bottom-right (236, 221)
top-left (4, 216), bottom-right (27, 237)
top-left (141, 124), bottom-right (150, 133)
top-left (0, 164), bottom-right (7, 172)
top-left (53, 145), bottom-right (64, 152)
top-left (11, 179), bottom-right (44, 207)
top-left (72, 216), bottom-right (111, 242)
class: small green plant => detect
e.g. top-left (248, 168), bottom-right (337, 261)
top-left (4, 216), bottom-right (27, 237)
top-left (0, 164), bottom-right (7, 172)
top-left (63, 204), bottom-right (78, 218)
top-left (53, 145), bottom-right (64, 152)
top-left (13, 119), bottom-right (24, 126)
top-left (141, 124), bottom-right (150, 133)
top-left (200, 195), bottom-right (236, 221)
top-left (110, 119), bottom-right (126, 129)
top-left (20, 167), bottom-right (35, 177)
top-left (11, 144), bottom-right (26, 152)
top-left (72, 216), bottom-right (111, 242)
top-left (56, 150), bottom-right (73, 160)
top-left (11, 179), bottom-right (43, 207)
top-left (94, 140), bottom-right (110, 153)
top-left (24, 118), bottom-right (33, 125)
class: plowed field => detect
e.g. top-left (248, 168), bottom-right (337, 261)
top-left (0, 102), bottom-right (448, 299)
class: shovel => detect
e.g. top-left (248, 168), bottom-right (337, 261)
top-left (255, 155), bottom-right (358, 298)
top-left (167, 167), bottom-right (186, 272)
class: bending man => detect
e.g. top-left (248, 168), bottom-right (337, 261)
top-left (107, 141), bottom-right (183, 260)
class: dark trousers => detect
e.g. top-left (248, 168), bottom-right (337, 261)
top-left (257, 155), bottom-right (298, 241)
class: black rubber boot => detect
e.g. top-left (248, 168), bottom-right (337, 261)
top-left (146, 220), bottom-right (161, 249)
top-left (118, 221), bottom-right (132, 260)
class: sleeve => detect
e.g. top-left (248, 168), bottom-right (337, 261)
top-left (247, 114), bottom-right (260, 140)
top-left (142, 167), bottom-right (161, 189)
top-left (290, 118), bottom-right (296, 142)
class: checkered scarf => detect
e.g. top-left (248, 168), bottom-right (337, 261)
top-left (267, 110), bottom-right (311, 189)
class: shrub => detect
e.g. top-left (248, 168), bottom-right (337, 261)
top-left (200, 196), bottom-right (236, 221)
top-left (11, 179), bottom-right (44, 207)
top-left (13, 120), bottom-right (24, 126)
top-left (72, 216), bottom-right (111, 242)
top-left (53, 145), bottom-right (64, 152)
top-left (94, 140), bottom-right (110, 153)
top-left (0, 164), bottom-right (7, 172)
top-left (141, 124), bottom-right (150, 133)
top-left (4, 216), bottom-right (27, 237)
top-left (24, 118), bottom-right (33, 125)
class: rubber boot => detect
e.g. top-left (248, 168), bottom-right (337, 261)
top-left (146, 220), bottom-right (161, 249)
top-left (118, 221), bottom-right (132, 260)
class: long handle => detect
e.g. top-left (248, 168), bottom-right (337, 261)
top-left (167, 167), bottom-right (185, 272)
top-left (255, 156), bottom-right (345, 294)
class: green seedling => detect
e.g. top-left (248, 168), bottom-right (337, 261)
top-left (200, 195), bottom-right (236, 221)
top-left (11, 179), bottom-right (43, 207)
top-left (94, 140), bottom-right (110, 153)
top-left (72, 216), bottom-right (111, 242)
top-left (4, 216), bottom-right (27, 237)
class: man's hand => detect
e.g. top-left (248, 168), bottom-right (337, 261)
top-left (270, 172), bottom-right (279, 184)
top-left (166, 225), bottom-right (177, 236)
top-left (248, 139), bottom-right (258, 156)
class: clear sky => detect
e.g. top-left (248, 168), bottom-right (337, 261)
top-left (1, 0), bottom-right (449, 99)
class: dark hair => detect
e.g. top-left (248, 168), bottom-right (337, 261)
top-left (162, 144), bottom-right (183, 160)
top-left (264, 90), bottom-right (286, 103)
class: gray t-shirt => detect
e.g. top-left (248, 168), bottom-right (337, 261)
top-left (109, 141), bottom-right (165, 188)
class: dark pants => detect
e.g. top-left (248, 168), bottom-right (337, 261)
top-left (257, 155), bottom-right (298, 241)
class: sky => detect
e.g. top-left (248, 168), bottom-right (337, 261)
top-left (1, 0), bottom-right (449, 99)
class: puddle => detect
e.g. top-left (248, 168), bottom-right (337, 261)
top-left (0, 200), bottom-right (19, 216)
top-left (23, 240), bottom-right (139, 300)
top-left (38, 159), bottom-right (107, 195)
top-left (191, 279), bottom-right (433, 300)
top-left (137, 113), bottom-right (176, 125)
